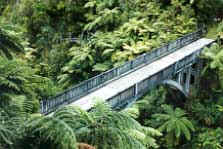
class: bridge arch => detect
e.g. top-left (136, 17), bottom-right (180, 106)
top-left (158, 79), bottom-right (190, 107)
top-left (162, 79), bottom-right (189, 98)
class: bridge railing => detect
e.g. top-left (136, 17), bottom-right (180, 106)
top-left (40, 29), bottom-right (203, 114)
top-left (108, 45), bottom-right (208, 109)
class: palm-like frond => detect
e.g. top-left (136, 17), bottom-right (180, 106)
top-left (0, 57), bottom-right (41, 109)
top-left (153, 105), bottom-right (194, 141)
top-left (18, 114), bottom-right (77, 149)
top-left (84, 4), bottom-right (121, 31)
top-left (14, 103), bottom-right (159, 149)
top-left (0, 28), bottom-right (24, 59)
top-left (53, 103), bottom-right (161, 149)
top-left (0, 113), bottom-right (13, 145)
top-left (0, 93), bottom-right (40, 147)
top-left (201, 43), bottom-right (223, 89)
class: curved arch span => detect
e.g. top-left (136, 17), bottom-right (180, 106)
top-left (162, 80), bottom-right (189, 98)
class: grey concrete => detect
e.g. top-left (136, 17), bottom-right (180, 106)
top-left (69, 38), bottom-right (214, 110)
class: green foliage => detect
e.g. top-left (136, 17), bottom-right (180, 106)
top-left (57, 103), bottom-right (161, 149)
top-left (190, 102), bottom-right (223, 127)
top-left (17, 115), bottom-right (77, 149)
top-left (0, 57), bottom-right (37, 107)
top-left (14, 103), bottom-right (161, 149)
top-left (201, 43), bottom-right (223, 94)
top-left (218, 21), bottom-right (223, 42)
top-left (58, 42), bottom-right (96, 88)
top-left (0, 56), bottom-right (61, 113)
top-left (203, 44), bottom-right (223, 71)
top-left (0, 112), bottom-right (14, 145)
top-left (193, 128), bottom-right (223, 149)
top-left (153, 105), bottom-right (194, 146)
top-left (3, 0), bottom-right (198, 88)
top-left (206, 23), bottom-right (219, 39)
top-left (84, 6), bottom-right (122, 31)
top-left (0, 27), bottom-right (24, 59)
top-left (0, 91), bottom-right (36, 148)
top-left (47, 44), bottom-right (70, 80)
top-left (192, 0), bottom-right (223, 22)
top-left (4, 0), bottom-right (88, 66)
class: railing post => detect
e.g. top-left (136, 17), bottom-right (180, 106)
top-left (130, 61), bottom-right (133, 69)
top-left (40, 100), bottom-right (44, 114)
top-left (143, 53), bottom-right (147, 63)
top-left (135, 83), bottom-right (138, 97)
top-left (117, 67), bottom-right (120, 76)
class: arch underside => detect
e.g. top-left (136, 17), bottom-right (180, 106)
top-left (162, 79), bottom-right (189, 98)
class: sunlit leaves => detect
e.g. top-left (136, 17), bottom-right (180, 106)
top-left (120, 18), bottom-right (154, 37)
top-left (92, 63), bottom-right (111, 72)
top-left (84, 8), bottom-right (121, 31)
top-left (202, 44), bottom-right (223, 88)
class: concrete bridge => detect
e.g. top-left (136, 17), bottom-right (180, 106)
top-left (40, 29), bottom-right (214, 115)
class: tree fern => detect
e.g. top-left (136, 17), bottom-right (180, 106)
top-left (0, 28), bottom-right (24, 59)
top-left (0, 92), bottom-right (36, 147)
top-left (0, 112), bottom-right (14, 146)
top-left (84, 8), bottom-right (121, 31)
top-left (17, 115), bottom-right (77, 149)
top-left (0, 57), bottom-right (35, 105)
top-left (53, 103), bottom-right (161, 149)
top-left (9, 103), bottom-right (160, 149)
top-left (153, 105), bottom-right (194, 146)
top-left (202, 43), bottom-right (223, 90)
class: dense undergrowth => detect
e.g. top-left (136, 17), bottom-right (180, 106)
top-left (0, 0), bottom-right (223, 149)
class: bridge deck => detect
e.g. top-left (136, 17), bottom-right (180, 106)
top-left (70, 38), bottom-right (214, 110)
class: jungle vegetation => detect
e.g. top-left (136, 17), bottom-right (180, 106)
top-left (0, 0), bottom-right (223, 148)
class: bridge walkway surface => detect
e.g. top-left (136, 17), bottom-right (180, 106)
top-left (70, 38), bottom-right (214, 110)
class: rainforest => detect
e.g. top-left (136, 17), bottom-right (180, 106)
top-left (1, 0), bottom-right (223, 149)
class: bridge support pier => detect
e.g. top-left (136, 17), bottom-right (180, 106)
top-left (185, 67), bottom-right (192, 93)
top-left (177, 72), bottom-right (183, 84)
top-left (163, 58), bottom-right (204, 98)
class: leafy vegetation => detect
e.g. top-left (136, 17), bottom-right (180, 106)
top-left (0, 0), bottom-right (223, 148)
top-left (153, 105), bottom-right (195, 145)
top-left (1, 0), bottom-right (200, 88)
top-left (0, 27), bottom-right (24, 59)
